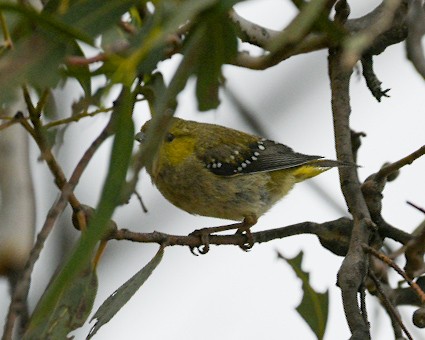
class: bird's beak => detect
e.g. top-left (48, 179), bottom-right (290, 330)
top-left (135, 131), bottom-right (145, 143)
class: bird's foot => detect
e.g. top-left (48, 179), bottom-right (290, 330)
top-left (189, 228), bottom-right (211, 255)
top-left (188, 222), bottom-right (243, 255)
top-left (235, 226), bottom-right (254, 251)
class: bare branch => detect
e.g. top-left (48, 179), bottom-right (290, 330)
top-left (229, 9), bottom-right (280, 48)
top-left (3, 119), bottom-right (113, 337)
top-left (368, 271), bottom-right (412, 340)
top-left (342, 0), bottom-right (405, 68)
top-left (406, 0), bottom-right (425, 78)
top-left (329, 43), bottom-right (373, 338)
top-left (364, 244), bottom-right (425, 304)
top-left (231, 0), bottom-right (408, 71)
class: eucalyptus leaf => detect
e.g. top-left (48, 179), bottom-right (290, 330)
top-left (23, 265), bottom-right (98, 340)
top-left (87, 248), bottom-right (164, 339)
top-left (277, 251), bottom-right (329, 340)
top-left (181, 0), bottom-right (239, 111)
top-left (25, 86), bottom-right (136, 332)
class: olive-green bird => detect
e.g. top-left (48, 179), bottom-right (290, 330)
top-left (136, 117), bottom-right (347, 252)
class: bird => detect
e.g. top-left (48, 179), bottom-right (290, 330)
top-left (135, 117), bottom-right (348, 253)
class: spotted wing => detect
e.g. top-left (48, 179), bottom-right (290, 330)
top-left (202, 139), bottom-right (324, 176)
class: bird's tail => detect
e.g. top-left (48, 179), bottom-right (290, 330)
top-left (292, 159), bottom-right (356, 182)
top-left (309, 159), bottom-right (355, 168)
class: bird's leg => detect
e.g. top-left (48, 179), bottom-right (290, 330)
top-left (189, 216), bottom-right (256, 255)
top-left (235, 215), bottom-right (256, 251)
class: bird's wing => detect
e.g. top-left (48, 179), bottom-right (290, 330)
top-left (201, 139), bottom-right (324, 176)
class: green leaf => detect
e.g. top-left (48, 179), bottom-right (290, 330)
top-left (277, 251), bottom-right (329, 340)
top-left (24, 264), bottom-right (98, 339)
top-left (25, 86), bottom-right (136, 332)
top-left (140, 72), bottom-right (177, 115)
top-left (87, 247), bottom-right (164, 339)
top-left (182, 1), bottom-right (239, 111)
top-left (0, 0), bottom-right (141, 101)
top-left (59, 0), bottom-right (140, 39)
top-left (0, 3), bottom-right (93, 44)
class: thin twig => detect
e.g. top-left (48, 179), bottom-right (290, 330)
top-left (134, 190), bottom-right (148, 213)
top-left (407, 201), bottom-right (425, 214)
top-left (363, 244), bottom-right (425, 303)
top-left (376, 145), bottom-right (425, 181)
top-left (20, 87), bottom-right (82, 210)
top-left (368, 271), bottom-right (413, 340)
top-left (0, 11), bottom-right (13, 49)
top-left (44, 106), bottom-right (113, 129)
top-left (3, 120), bottom-right (114, 337)
top-left (0, 117), bottom-right (18, 131)
top-left (2, 194), bottom-right (70, 339)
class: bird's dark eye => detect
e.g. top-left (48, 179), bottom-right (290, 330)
top-left (165, 133), bottom-right (175, 142)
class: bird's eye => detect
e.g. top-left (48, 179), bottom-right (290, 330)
top-left (165, 133), bottom-right (175, 142)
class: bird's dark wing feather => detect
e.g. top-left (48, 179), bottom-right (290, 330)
top-left (202, 139), bottom-right (324, 176)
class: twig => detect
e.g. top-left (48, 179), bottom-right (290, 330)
top-left (341, 0), bottom-right (404, 68)
top-left (110, 221), bottom-right (321, 248)
top-left (407, 201), bottom-right (425, 214)
top-left (361, 55), bottom-right (390, 102)
top-left (21, 87), bottom-right (82, 211)
top-left (0, 117), bottom-right (18, 131)
top-left (134, 190), bottom-right (148, 213)
top-left (0, 11), bottom-right (13, 49)
top-left (231, 0), bottom-right (408, 71)
top-left (229, 8), bottom-right (280, 48)
top-left (363, 244), bottom-right (425, 303)
top-left (3, 120), bottom-right (113, 337)
top-left (44, 106), bottom-right (113, 129)
top-left (107, 217), bottom-right (365, 256)
top-left (66, 53), bottom-right (107, 66)
top-left (2, 194), bottom-right (70, 339)
top-left (375, 145), bottom-right (425, 181)
top-left (368, 271), bottom-right (413, 340)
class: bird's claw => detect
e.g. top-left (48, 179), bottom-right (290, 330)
top-left (236, 228), bottom-right (254, 251)
top-left (188, 221), bottom-right (255, 254)
top-left (189, 229), bottom-right (211, 255)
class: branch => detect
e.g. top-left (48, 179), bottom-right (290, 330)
top-left (230, 0), bottom-right (408, 70)
top-left (20, 87), bottom-right (82, 211)
top-left (341, 0), bottom-right (406, 68)
top-left (406, 0), bottom-right (425, 79)
top-left (361, 145), bottom-right (425, 239)
top-left (376, 145), bottom-right (425, 181)
top-left (3, 120), bottom-right (113, 337)
top-left (363, 245), bottom-right (425, 304)
top-left (229, 9), bottom-right (280, 48)
top-left (368, 271), bottom-right (412, 340)
top-left (109, 219), bottom-right (346, 251)
top-left (329, 43), bottom-right (374, 338)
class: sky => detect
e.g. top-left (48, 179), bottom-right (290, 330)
top-left (1, 0), bottom-right (425, 339)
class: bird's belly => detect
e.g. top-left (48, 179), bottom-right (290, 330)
top-left (154, 169), bottom-right (295, 221)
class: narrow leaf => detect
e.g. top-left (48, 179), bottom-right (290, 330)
top-left (87, 247), bottom-right (164, 339)
top-left (59, 0), bottom-right (140, 38)
top-left (26, 86), bottom-right (136, 331)
top-left (277, 251), bottom-right (329, 340)
top-left (24, 265), bottom-right (98, 339)
top-left (182, 2), bottom-right (238, 111)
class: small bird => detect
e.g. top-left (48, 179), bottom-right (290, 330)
top-left (136, 117), bottom-right (347, 253)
